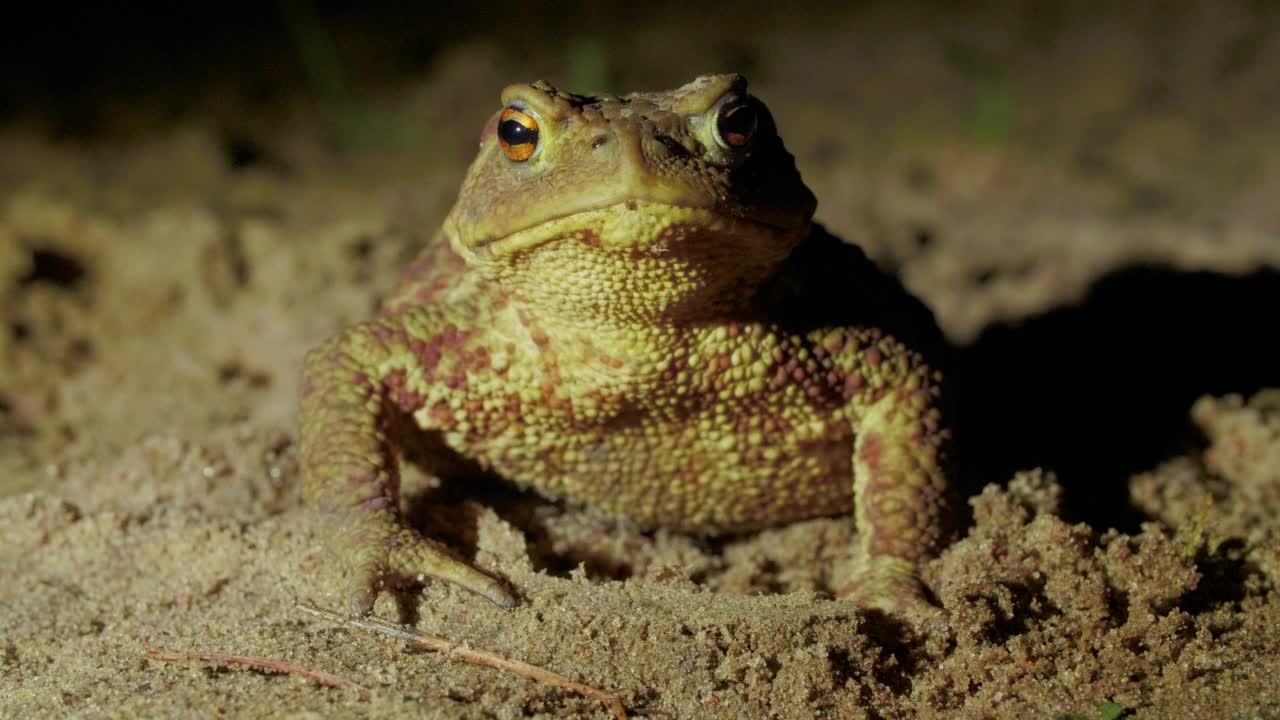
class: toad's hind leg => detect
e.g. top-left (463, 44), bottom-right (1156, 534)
top-left (299, 314), bottom-right (515, 615)
top-left (839, 372), bottom-right (951, 618)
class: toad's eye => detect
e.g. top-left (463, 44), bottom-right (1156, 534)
top-left (715, 99), bottom-right (758, 149)
top-left (498, 108), bottom-right (539, 161)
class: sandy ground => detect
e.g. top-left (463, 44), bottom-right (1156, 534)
top-left (2, 3), bottom-right (1279, 718)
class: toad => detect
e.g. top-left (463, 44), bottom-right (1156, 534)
top-left (299, 74), bottom-right (951, 619)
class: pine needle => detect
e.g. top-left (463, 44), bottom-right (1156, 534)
top-left (296, 601), bottom-right (628, 719)
top-left (145, 648), bottom-right (371, 700)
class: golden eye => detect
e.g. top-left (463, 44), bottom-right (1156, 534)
top-left (715, 99), bottom-right (758, 149)
top-left (498, 107), bottom-right (539, 161)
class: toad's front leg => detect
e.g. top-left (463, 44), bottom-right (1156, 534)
top-left (829, 331), bottom-right (952, 618)
top-left (298, 311), bottom-right (515, 615)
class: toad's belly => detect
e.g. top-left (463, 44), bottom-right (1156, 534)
top-left (450, 408), bottom-right (856, 533)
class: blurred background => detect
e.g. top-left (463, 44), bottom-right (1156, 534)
top-left (2, 0), bottom-right (1279, 529)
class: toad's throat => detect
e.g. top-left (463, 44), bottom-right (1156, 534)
top-left (458, 200), bottom-right (796, 259)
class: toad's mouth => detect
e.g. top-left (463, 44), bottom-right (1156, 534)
top-left (457, 200), bottom-right (804, 259)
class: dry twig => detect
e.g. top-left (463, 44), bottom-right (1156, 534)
top-left (144, 648), bottom-right (371, 700)
top-left (296, 601), bottom-right (628, 720)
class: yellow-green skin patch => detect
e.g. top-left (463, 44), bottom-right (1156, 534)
top-left (299, 74), bottom-right (951, 616)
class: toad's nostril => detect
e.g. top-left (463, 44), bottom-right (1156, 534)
top-left (591, 134), bottom-right (610, 150)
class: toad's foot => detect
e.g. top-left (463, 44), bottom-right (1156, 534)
top-left (837, 555), bottom-right (947, 630)
top-left (335, 520), bottom-right (516, 616)
top-left (299, 322), bottom-right (517, 616)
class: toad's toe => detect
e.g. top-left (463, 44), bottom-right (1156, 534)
top-left (386, 530), bottom-right (517, 609)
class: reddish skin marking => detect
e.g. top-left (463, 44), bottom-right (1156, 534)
top-left (413, 339), bottom-right (444, 379)
top-left (865, 347), bottom-right (883, 367)
top-left (428, 402), bottom-right (453, 424)
top-left (716, 355), bottom-right (732, 371)
top-left (415, 282), bottom-right (444, 305)
top-left (439, 326), bottom-right (469, 348)
top-left (504, 395), bottom-right (522, 415)
top-left (858, 431), bottom-right (908, 557)
top-left (858, 433), bottom-right (883, 477)
top-left (385, 368), bottom-right (426, 411)
top-left (579, 230), bottom-right (602, 248)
